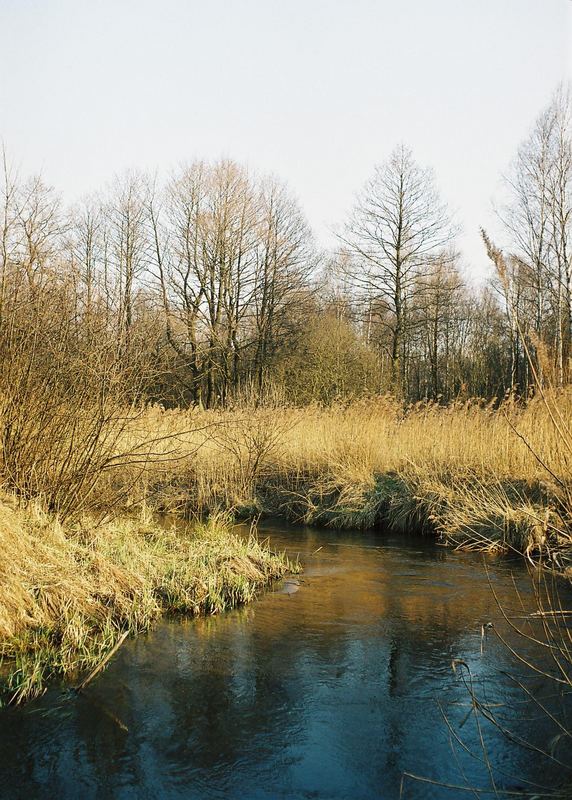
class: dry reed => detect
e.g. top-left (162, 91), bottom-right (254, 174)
top-left (121, 393), bottom-right (572, 566)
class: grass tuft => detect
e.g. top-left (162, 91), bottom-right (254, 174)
top-left (0, 501), bottom-right (293, 704)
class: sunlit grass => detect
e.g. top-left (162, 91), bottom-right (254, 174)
top-left (0, 501), bottom-right (293, 704)
top-left (124, 393), bottom-right (572, 563)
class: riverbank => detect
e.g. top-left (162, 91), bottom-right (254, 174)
top-left (0, 499), bottom-right (294, 704)
top-left (124, 394), bottom-right (572, 569)
top-left (3, 393), bottom-right (571, 703)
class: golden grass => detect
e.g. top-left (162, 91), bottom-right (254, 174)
top-left (0, 500), bottom-right (294, 704)
top-left (119, 393), bottom-right (572, 562)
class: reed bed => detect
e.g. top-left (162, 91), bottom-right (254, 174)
top-left (122, 393), bottom-right (572, 566)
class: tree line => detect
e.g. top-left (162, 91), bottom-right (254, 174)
top-left (0, 85), bottom-right (570, 409)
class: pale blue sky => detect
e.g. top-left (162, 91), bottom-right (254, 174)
top-left (0, 0), bottom-right (570, 278)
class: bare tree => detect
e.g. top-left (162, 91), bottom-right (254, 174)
top-left (105, 172), bottom-right (151, 361)
top-left (499, 85), bottom-right (572, 389)
top-left (414, 252), bottom-right (465, 400)
top-left (252, 176), bottom-right (315, 393)
top-left (207, 160), bottom-right (258, 405)
top-left (151, 162), bottom-right (208, 405)
top-left (150, 162), bottom-right (314, 406)
top-left (153, 160), bottom-right (259, 407)
top-left (339, 144), bottom-right (455, 394)
top-left (547, 87), bottom-right (572, 385)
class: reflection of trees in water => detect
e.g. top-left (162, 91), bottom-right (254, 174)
top-left (0, 535), bottom-right (570, 798)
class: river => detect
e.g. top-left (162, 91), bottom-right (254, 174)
top-left (1, 522), bottom-right (571, 799)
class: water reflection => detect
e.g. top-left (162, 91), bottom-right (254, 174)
top-left (1, 524), bottom-right (571, 799)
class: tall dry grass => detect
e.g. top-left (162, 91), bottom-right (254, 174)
top-left (124, 393), bottom-right (572, 565)
top-left (0, 499), bottom-right (294, 704)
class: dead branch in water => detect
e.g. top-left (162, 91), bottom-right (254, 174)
top-left (75, 631), bottom-right (129, 693)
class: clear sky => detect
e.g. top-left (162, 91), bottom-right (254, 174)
top-left (0, 0), bottom-right (570, 280)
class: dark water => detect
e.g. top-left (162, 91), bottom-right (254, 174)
top-left (1, 523), bottom-right (572, 799)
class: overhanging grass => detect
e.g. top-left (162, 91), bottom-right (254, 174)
top-left (0, 500), bottom-right (294, 704)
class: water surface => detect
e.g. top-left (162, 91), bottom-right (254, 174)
top-left (1, 523), bottom-right (571, 799)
